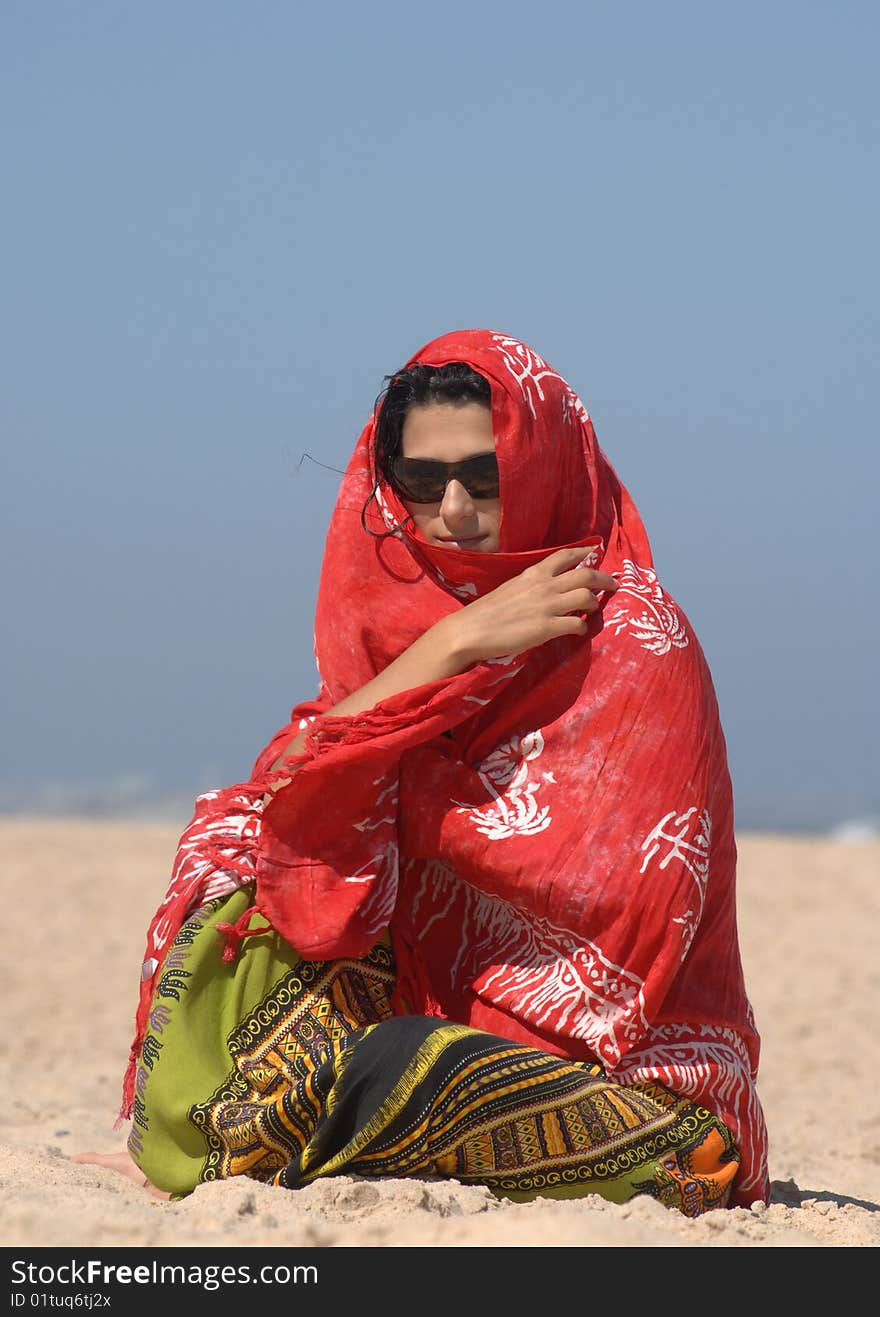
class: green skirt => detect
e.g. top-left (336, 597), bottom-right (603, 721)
top-left (128, 890), bottom-right (740, 1215)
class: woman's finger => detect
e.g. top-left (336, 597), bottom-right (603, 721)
top-left (556, 587), bottom-right (601, 615)
top-left (559, 567), bottom-right (619, 594)
top-left (542, 546), bottom-right (604, 575)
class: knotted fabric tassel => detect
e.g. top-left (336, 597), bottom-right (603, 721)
top-left (215, 904), bottom-right (271, 962)
top-left (115, 1042), bottom-right (141, 1129)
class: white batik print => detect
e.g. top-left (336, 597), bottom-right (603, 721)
top-left (352, 775), bottom-right (398, 833)
top-left (605, 559), bottom-right (689, 655)
top-left (461, 655), bottom-right (526, 707)
top-left (452, 730), bottom-right (554, 839)
top-left (639, 806), bottom-right (711, 960)
top-left (490, 334), bottom-right (589, 423)
top-left (343, 773), bottom-right (401, 933)
top-left (375, 482), bottom-right (406, 536)
top-left (613, 1022), bottom-right (767, 1199)
top-left (409, 860), bottom-right (648, 1068)
top-left (343, 840), bottom-right (399, 935)
top-left (561, 385), bottom-right (590, 427)
top-left (432, 564), bottom-right (478, 601)
top-left (485, 653), bottom-right (524, 672)
top-left (144, 788), bottom-right (264, 977)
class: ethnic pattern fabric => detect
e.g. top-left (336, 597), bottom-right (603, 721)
top-left (131, 892), bottom-right (738, 1216)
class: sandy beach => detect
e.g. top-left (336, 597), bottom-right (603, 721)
top-left (2, 819), bottom-right (877, 1249)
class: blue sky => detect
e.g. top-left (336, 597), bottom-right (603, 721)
top-left (2, 1), bottom-right (877, 829)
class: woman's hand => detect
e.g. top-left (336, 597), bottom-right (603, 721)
top-left (439, 546), bottom-right (618, 666)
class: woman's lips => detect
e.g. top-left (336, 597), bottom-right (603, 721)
top-left (434, 534), bottom-right (487, 547)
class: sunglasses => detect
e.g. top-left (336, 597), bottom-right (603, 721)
top-left (388, 452), bottom-right (500, 503)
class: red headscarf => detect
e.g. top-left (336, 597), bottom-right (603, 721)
top-left (123, 330), bottom-right (769, 1206)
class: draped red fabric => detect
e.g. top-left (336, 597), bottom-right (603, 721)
top-left (122, 330), bottom-right (770, 1207)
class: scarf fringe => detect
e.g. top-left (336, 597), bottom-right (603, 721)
top-left (117, 1040), bottom-right (140, 1125)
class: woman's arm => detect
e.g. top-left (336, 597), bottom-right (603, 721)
top-left (266, 547), bottom-right (617, 784)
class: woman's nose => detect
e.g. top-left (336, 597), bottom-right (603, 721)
top-left (439, 478), bottom-right (475, 518)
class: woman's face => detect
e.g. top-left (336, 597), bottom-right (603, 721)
top-left (397, 402), bottom-right (500, 552)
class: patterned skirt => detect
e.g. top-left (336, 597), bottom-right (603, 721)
top-left (128, 889), bottom-right (740, 1215)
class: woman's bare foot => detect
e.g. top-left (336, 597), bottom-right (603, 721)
top-left (71, 1150), bottom-right (172, 1201)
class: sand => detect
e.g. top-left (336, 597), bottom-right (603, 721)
top-left (1, 819), bottom-right (878, 1250)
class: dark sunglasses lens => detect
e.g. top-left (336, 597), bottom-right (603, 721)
top-left (461, 455), bottom-right (499, 498)
top-left (390, 455), bottom-right (499, 502)
top-left (391, 463), bottom-right (446, 501)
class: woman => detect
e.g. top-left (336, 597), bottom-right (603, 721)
top-left (78, 329), bottom-right (770, 1214)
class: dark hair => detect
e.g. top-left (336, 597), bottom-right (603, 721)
top-left (362, 361), bottom-right (491, 538)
